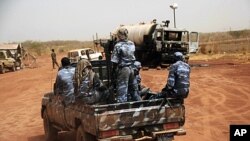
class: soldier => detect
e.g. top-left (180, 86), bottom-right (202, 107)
top-left (153, 52), bottom-right (190, 99)
top-left (55, 57), bottom-right (76, 105)
top-left (132, 61), bottom-right (150, 100)
top-left (74, 59), bottom-right (92, 93)
top-left (111, 28), bottom-right (141, 103)
top-left (51, 49), bottom-right (59, 69)
top-left (75, 59), bottom-right (109, 104)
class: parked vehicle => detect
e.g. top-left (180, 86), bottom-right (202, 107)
top-left (41, 44), bottom-right (187, 141)
top-left (0, 43), bottom-right (25, 69)
top-left (0, 50), bottom-right (16, 74)
top-left (67, 48), bottom-right (102, 63)
top-left (104, 20), bottom-right (199, 67)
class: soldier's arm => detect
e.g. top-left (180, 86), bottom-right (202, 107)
top-left (110, 44), bottom-right (120, 64)
top-left (165, 65), bottom-right (176, 90)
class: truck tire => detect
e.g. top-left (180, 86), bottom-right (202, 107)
top-left (76, 126), bottom-right (96, 141)
top-left (0, 65), bottom-right (5, 74)
top-left (43, 110), bottom-right (58, 141)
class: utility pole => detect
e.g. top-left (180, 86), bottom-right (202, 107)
top-left (170, 3), bottom-right (178, 28)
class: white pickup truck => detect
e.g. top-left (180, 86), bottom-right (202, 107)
top-left (67, 48), bottom-right (102, 63)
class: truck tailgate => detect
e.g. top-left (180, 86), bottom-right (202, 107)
top-left (95, 99), bottom-right (185, 131)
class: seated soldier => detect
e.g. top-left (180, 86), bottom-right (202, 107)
top-left (74, 59), bottom-right (109, 105)
top-left (130, 61), bottom-right (149, 101)
top-left (55, 57), bottom-right (76, 105)
top-left (150, 52), bottom-right (190, 100)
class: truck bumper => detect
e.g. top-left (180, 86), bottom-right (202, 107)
top-left (152, 128), bottom-right (186, 137)
top-left (98, 128), bottom-right (186, 141)
top-left (98, 135), bottom-right (133, 141)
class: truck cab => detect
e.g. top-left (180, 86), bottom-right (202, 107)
top-left (154, 26), bottom-right (190, 64)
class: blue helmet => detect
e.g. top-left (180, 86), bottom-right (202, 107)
top-left (174, 52), bottom-right (183, 61)
top-left (134, 61), bottom-right (142, 69)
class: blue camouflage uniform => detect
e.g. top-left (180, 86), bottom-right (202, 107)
top-left (111, 40), bottom-right (139, 102)
top-left (164, 60), bottom-right (190, 98)
top-left (130, 61), bottom-right (143, 101)
top-left (55, 66), bottom-right (75, 105)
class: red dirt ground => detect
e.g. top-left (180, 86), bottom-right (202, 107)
top-left (0, 54), bottom-right (249, 141)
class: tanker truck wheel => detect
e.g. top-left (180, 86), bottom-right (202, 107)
top-left (43, 110), bottom-right (58, 141)
top-left (76, 126), bottom-right (96, 141)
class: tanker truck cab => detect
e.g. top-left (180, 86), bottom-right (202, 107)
top-left (154, 25), bottom-right (190, 64)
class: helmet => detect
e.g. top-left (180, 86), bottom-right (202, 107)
top-left (117, 28), bottom-right (128, 40)
top-left (174, 52), bottom-right (183, 61)
top-left (134, 61), bottom-right (142, 69)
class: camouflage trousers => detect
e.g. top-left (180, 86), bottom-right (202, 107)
top-left (116, 66), bottom-right (141, 103)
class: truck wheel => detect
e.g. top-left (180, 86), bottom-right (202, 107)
top-left (0, 65), bottom-right (5, 74)
top-left (43, 110), bottom-right (58, 141)
top-left (76, 126), bottom-right (96, 141)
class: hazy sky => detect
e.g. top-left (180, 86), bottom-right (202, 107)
top-left (0, 0), bottom-right (249, 42)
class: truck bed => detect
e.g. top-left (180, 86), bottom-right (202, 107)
top-left (42, 93), bottom-right (185, 140)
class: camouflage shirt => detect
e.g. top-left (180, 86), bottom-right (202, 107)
top-left (111, 40), bottom-right (136, 67)
top-left (55, 66), bottom-right (76, 105)
top-left (166, 60), bottom-right (190, 96)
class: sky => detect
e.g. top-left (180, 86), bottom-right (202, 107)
top-left (0, 0), bottom-right (249, 42)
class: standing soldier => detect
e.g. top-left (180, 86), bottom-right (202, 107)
top-left (51, 49), bottom-right (59, 69)
top-left (111, 28), bottom-right (141, 103)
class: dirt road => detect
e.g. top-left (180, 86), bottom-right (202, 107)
top-left (0, 54), bottom-right (249, 141)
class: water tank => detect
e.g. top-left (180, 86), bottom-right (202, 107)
top-left (117, 23), bottom-right (157, 46)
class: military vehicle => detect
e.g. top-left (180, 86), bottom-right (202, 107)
top-left (107, 20), bottom-right (199, 67)
top-left (0, 50), bottom-right (16, 74)
top-left (0, 43), bottom-right (25, 69)
top-left (41, 42), bottom-right (187, 141)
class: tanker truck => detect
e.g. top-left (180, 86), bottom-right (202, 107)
top-left (108, 20), bottom-right (198, 67)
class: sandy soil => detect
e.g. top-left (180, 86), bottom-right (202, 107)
top-left (0, 54), bottom-right (249, 141)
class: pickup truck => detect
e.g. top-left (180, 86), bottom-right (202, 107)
top-left (67, 48), bottom-right (102, 63)
top-left (41, 60), bottom-right (186, 141)
top-left (0, 50), bottom-right (16, 74)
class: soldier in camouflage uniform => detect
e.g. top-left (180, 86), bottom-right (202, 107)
top-left (75, 59), bottom-right (109, 104)
top-left (55, 57), bottom-right (76, 105)
top-left (111, 28), bottom-right (141, 103)
top-left (153, 52), bottom-right (190, 99)
top-left (74, 59), bottom-right (92, 93)
top-left (132, 61), bottom-right (151, 100)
